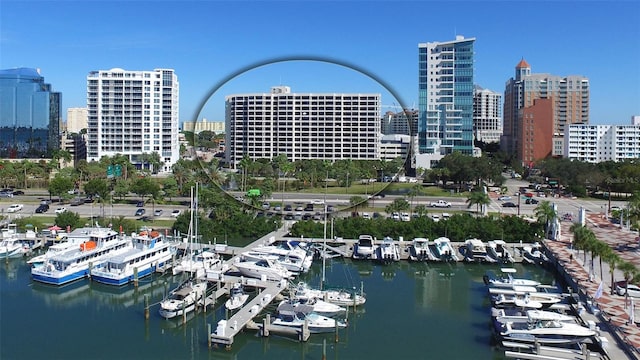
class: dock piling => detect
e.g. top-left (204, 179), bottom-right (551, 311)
top-left (207, 323), bottom-right (211, 349)
top-left (144, 294), bottom-right (149, 320)
top-left (263, 314), bottom-right (270, 337)
top-left (133, 267), bottom-right (138, 288)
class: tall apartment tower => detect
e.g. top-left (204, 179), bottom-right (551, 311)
top-left (418, 35), bottom-right (475, 156)
top-left (502, 59), bottom-right (589, 165)
top-left (225, 86), bottom-right (380, 168)
top-left (473, 85), bottom-right (502, 143)
top-left (86, 68), bottom-right (179, 172)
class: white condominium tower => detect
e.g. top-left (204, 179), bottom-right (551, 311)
top-left (86, 68), bottom-right (179, 172)
top-left (473, 86), bottom-right (502, 143)
top-left (225, 86), bottom-right (380, 168)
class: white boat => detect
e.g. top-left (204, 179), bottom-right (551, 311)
top-left (28, 242), bottom-right (75, 267)
top-left (352, 234), bottom-right (376, 260)
top-left (492, 292), bottom-right (562, 309)
top-left (90, 230), bottom-right (177, 286)
top-left (373, 237), bottom-right (400, 264)
top-left (172, 249), bottom-right (222, 277)
top-left (0, 224), bottom-right (30, 258)
top-left (272, 303), bottom-right (347, 333)
top-left (279, 297), bottom-right (346, 317)
top-left (251, 240), bottom-right (313, 272)
top-left (498, 309), bottom-right (597, 344)
top-left (31, 228), bottom-right (132, 286)
top-left (233, 258), bottom-right (293, 281)
top-left (431, 237), bottom-right (459, 262)
top-left (240, 249), bottom-right (310, 274)
top-left (409, 237), bottom-right (431, 261)
top-left (225, 283), bottom-right (250, 311)
top-left (462, 238), bottom-right (492, 262)
top-left (159, 279), bottom-right (208, 319)
top-left (493, 309), bottom-right (576, 325)
top-left (292, 282), bottom-right (366, 307)
top-left (28, 226), bottom-right (115, 267)
top-left (522, 242), bottom-right (548, 265)
top-left (484, 268), bottom-right (541, 289)
top-left (487, 240), bottom-right (514, 263)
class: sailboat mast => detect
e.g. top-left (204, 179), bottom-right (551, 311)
top-left (321, 171), bottom-right (328, 290)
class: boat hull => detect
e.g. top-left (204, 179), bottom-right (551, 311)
top-left (91, 263), bottom-right (161, 286)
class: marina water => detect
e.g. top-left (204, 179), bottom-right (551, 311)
top-left (0, 256), bottom-right (557, 359)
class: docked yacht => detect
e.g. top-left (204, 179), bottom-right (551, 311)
top-left (373, 237), bottom-right (400, 264)
top-left (0, 224), bottom-right (30, 258)
top-left (90, 231), bottom-right (177, 286)
top-left (233, 258), bottom-right (293, 281)
top-left (172, 249), bottom-right (222, 277)
top-left (431, 237), bottom-right (459, 262)
top-left (272, 303), bottom-right (348, 333)
top-left (484, 268), bottom-right (541, 289)
top-left (492, 292), bottom-right (562, 309)
top-left (498, 310), bottom-right (597, 344)
top-left (522, 242), bottom-right (548, 265)
top-left (31, 228), bottom-right (131, 286)
top-left (487, 240), bottom-right (514, 263)
top-left (409, 238), bottom-right (431, 261)
top-left (240, 250), bottom-right (310, 274)
top-left (291, 282), bottom-right (366, 307)
top-left (462, 238), bottom-right (492, 262)
top-left (279, 294), bottom-right (346, 317)
top-left (159, 279), bottom-right (208, 319)
top-left (352, 234), bottom-right (376, 260)
top-left (225, 282), bottom-right (250, 311)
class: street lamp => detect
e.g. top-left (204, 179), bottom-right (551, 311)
top-left (516, 192), bottom-right (521, 216)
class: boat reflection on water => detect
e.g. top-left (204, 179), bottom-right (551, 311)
top-left (0, 257), bottom-right (22, 281)
top-left (91, 275), bottom-right (172, 308)
top-left (31, 279), bottom-right (93, 308)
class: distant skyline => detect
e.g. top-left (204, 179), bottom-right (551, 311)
top-left (2, 1), bottom-right (639, 125)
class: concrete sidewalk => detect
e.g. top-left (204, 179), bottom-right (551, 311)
top-left (543, 212), bottom-right (640, 360)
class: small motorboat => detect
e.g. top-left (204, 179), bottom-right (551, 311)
top-left (487, 240), bottom-right (514, 263)
top-left (484, 268), bottom-right (541, 288)
top-left (233, 258), bottom-right (293, 281)
top-left (225, 283), bottom-right (250, 311)
top-left (352, 235), bottom-right (376, 260)
top-left (409, 238), bottom-right (431, 261)
top-left (272, 303), bottom-right (347, 333)
top-left (278, 296), bottom-right (346, 317)
top-left (498, 309), bottom-right (597, 344)
top-left (159, 279), bottom-right (208, 319)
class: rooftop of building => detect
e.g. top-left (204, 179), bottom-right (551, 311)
top-left (516, 58), bottom-right (530, 69)
top-left (0, 67), bottom-right (43, 78)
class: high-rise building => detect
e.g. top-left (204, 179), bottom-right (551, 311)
top-left (225, 86), bottom-right (380, 168)
top-left (502, 59), bottom-right (589, 165)
top-left (66, 107), bottom-right (88, 134)
top-left (564, 123), bottom-right (640, 163)
top-left (0, 67), bottom-right (60, 158)
top-left (86, 68), bottom-right (179, 172)
top-left (473, 86), bottom-right (502, 143)
top-left (182, 118), bottom-right (225, 134)
top-left (381, 110), bottom-right (418, 136)
top-left (418, 35), bottom-right (475, 157)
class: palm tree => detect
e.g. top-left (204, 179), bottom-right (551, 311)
top-left (619, 261), bottom-right (638, 304)
top-left (534, 201), bottom-right (557, 237)
top-left (602, 248), bottom-right (621, 294)
top-left (466, 190), bottom-right (490, 214)
top-left (594, 240), bottom-right (612, 282)
top-left (406, 184), bottom-right (423, 217)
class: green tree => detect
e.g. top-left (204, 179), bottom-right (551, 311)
top-left (162, 177), bottom-right (179, 201)
top-left (113, 179), bottom-right (130, 200)
top-left (130, 177), bottom-right (161, 202)
top-left (55, 211), bottom-right (83, 230)
top-left (466, 190), bottom-right (490, 214)
top-left (385, 198), bottom-right (410, 214)
top-left (602, 250), bottom-right (622, 295)
top-left (534, 201), bottom-right (557, 236)
top-left (84, 178), bottom-right (111, 217)
top-left (406, 184), bottom-right (423, 216)
top-left (349, 195), bottom-right (367, 215)
top-left (413, 204), bottom-right (429, 218)
top-left (619, 261), bottom-right (639, 302)
top-left (48, 174), bottom-right (74, 203)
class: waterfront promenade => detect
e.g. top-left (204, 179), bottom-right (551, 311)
top-left (544, 212), bottom-right (640, 360)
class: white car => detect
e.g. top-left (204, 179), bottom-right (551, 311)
top-left (55, 207), bottom-right (68, 214)
top-left (400, 212), bottom-right (411, 222)
top-left (171, 209), bottom-right (182, 218)
top-left (498, 195), bottom-right (512, 201)
top-left (616, 281), bottom-right (640, 298)
top-left (361, 212), bottom-right (371, 220)
top-left (6, 204), bottom-right (23, 213)
top-left (431, 214), bottom-right (440, 222)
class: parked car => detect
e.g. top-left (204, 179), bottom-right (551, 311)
top-left (498, 195), bottom-right (512, 201)
top-left (6, 204), bottom-right (24, 213)
top-left (55, 207), bottom-right (68, 214)
top-left (70, 198), bottom-right (84, 206)
top-left (431, 214), bottom-right (440, 222)
top-left (0, 191), bottom-right (14, 198)
top-left (154, 209), bottom-right (163, 216)
top-left (136, 201), bottom-right (144, 207)
top-left (502, 202), bottom-right (518, 208)
top-left (326, 205), bottom-right (335, 212)
top-left (284, 204), bottom-right (292, 212)
top-left (362, 212), bottom-right (371, 220)
top-left (261, 202), bottom-right (270, 210)
top-left (12, 190), bottom-right (24, 196)
top-left (525, 198), bottom-right (539, 205)
top-left (35, 204), bottom-right (49, 213)
top-left (615, 281), bottom-right (640, 298)
top-left (135, 208), bottom-right (146, 216)
top-left (171, 209), bottom-right (181, 218)
top-left (138, 216), bottom-right (151, 222)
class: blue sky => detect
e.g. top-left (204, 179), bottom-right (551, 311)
top-left (2, 0), bottom-right (639, 125)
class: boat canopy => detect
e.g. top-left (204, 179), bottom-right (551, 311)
top-left (500, 268), bottom-right (517, 273)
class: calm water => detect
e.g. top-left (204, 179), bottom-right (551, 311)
top-left (0, 256), bottom-right (558, 360)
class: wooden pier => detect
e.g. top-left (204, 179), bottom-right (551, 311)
top-left (209, 278), bottom-right (288, 348)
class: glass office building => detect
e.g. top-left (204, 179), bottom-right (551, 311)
top-left (0, 67), bottom-right (60, 158)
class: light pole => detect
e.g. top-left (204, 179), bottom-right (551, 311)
top-left (516, 192), bottom-right (521, 216)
